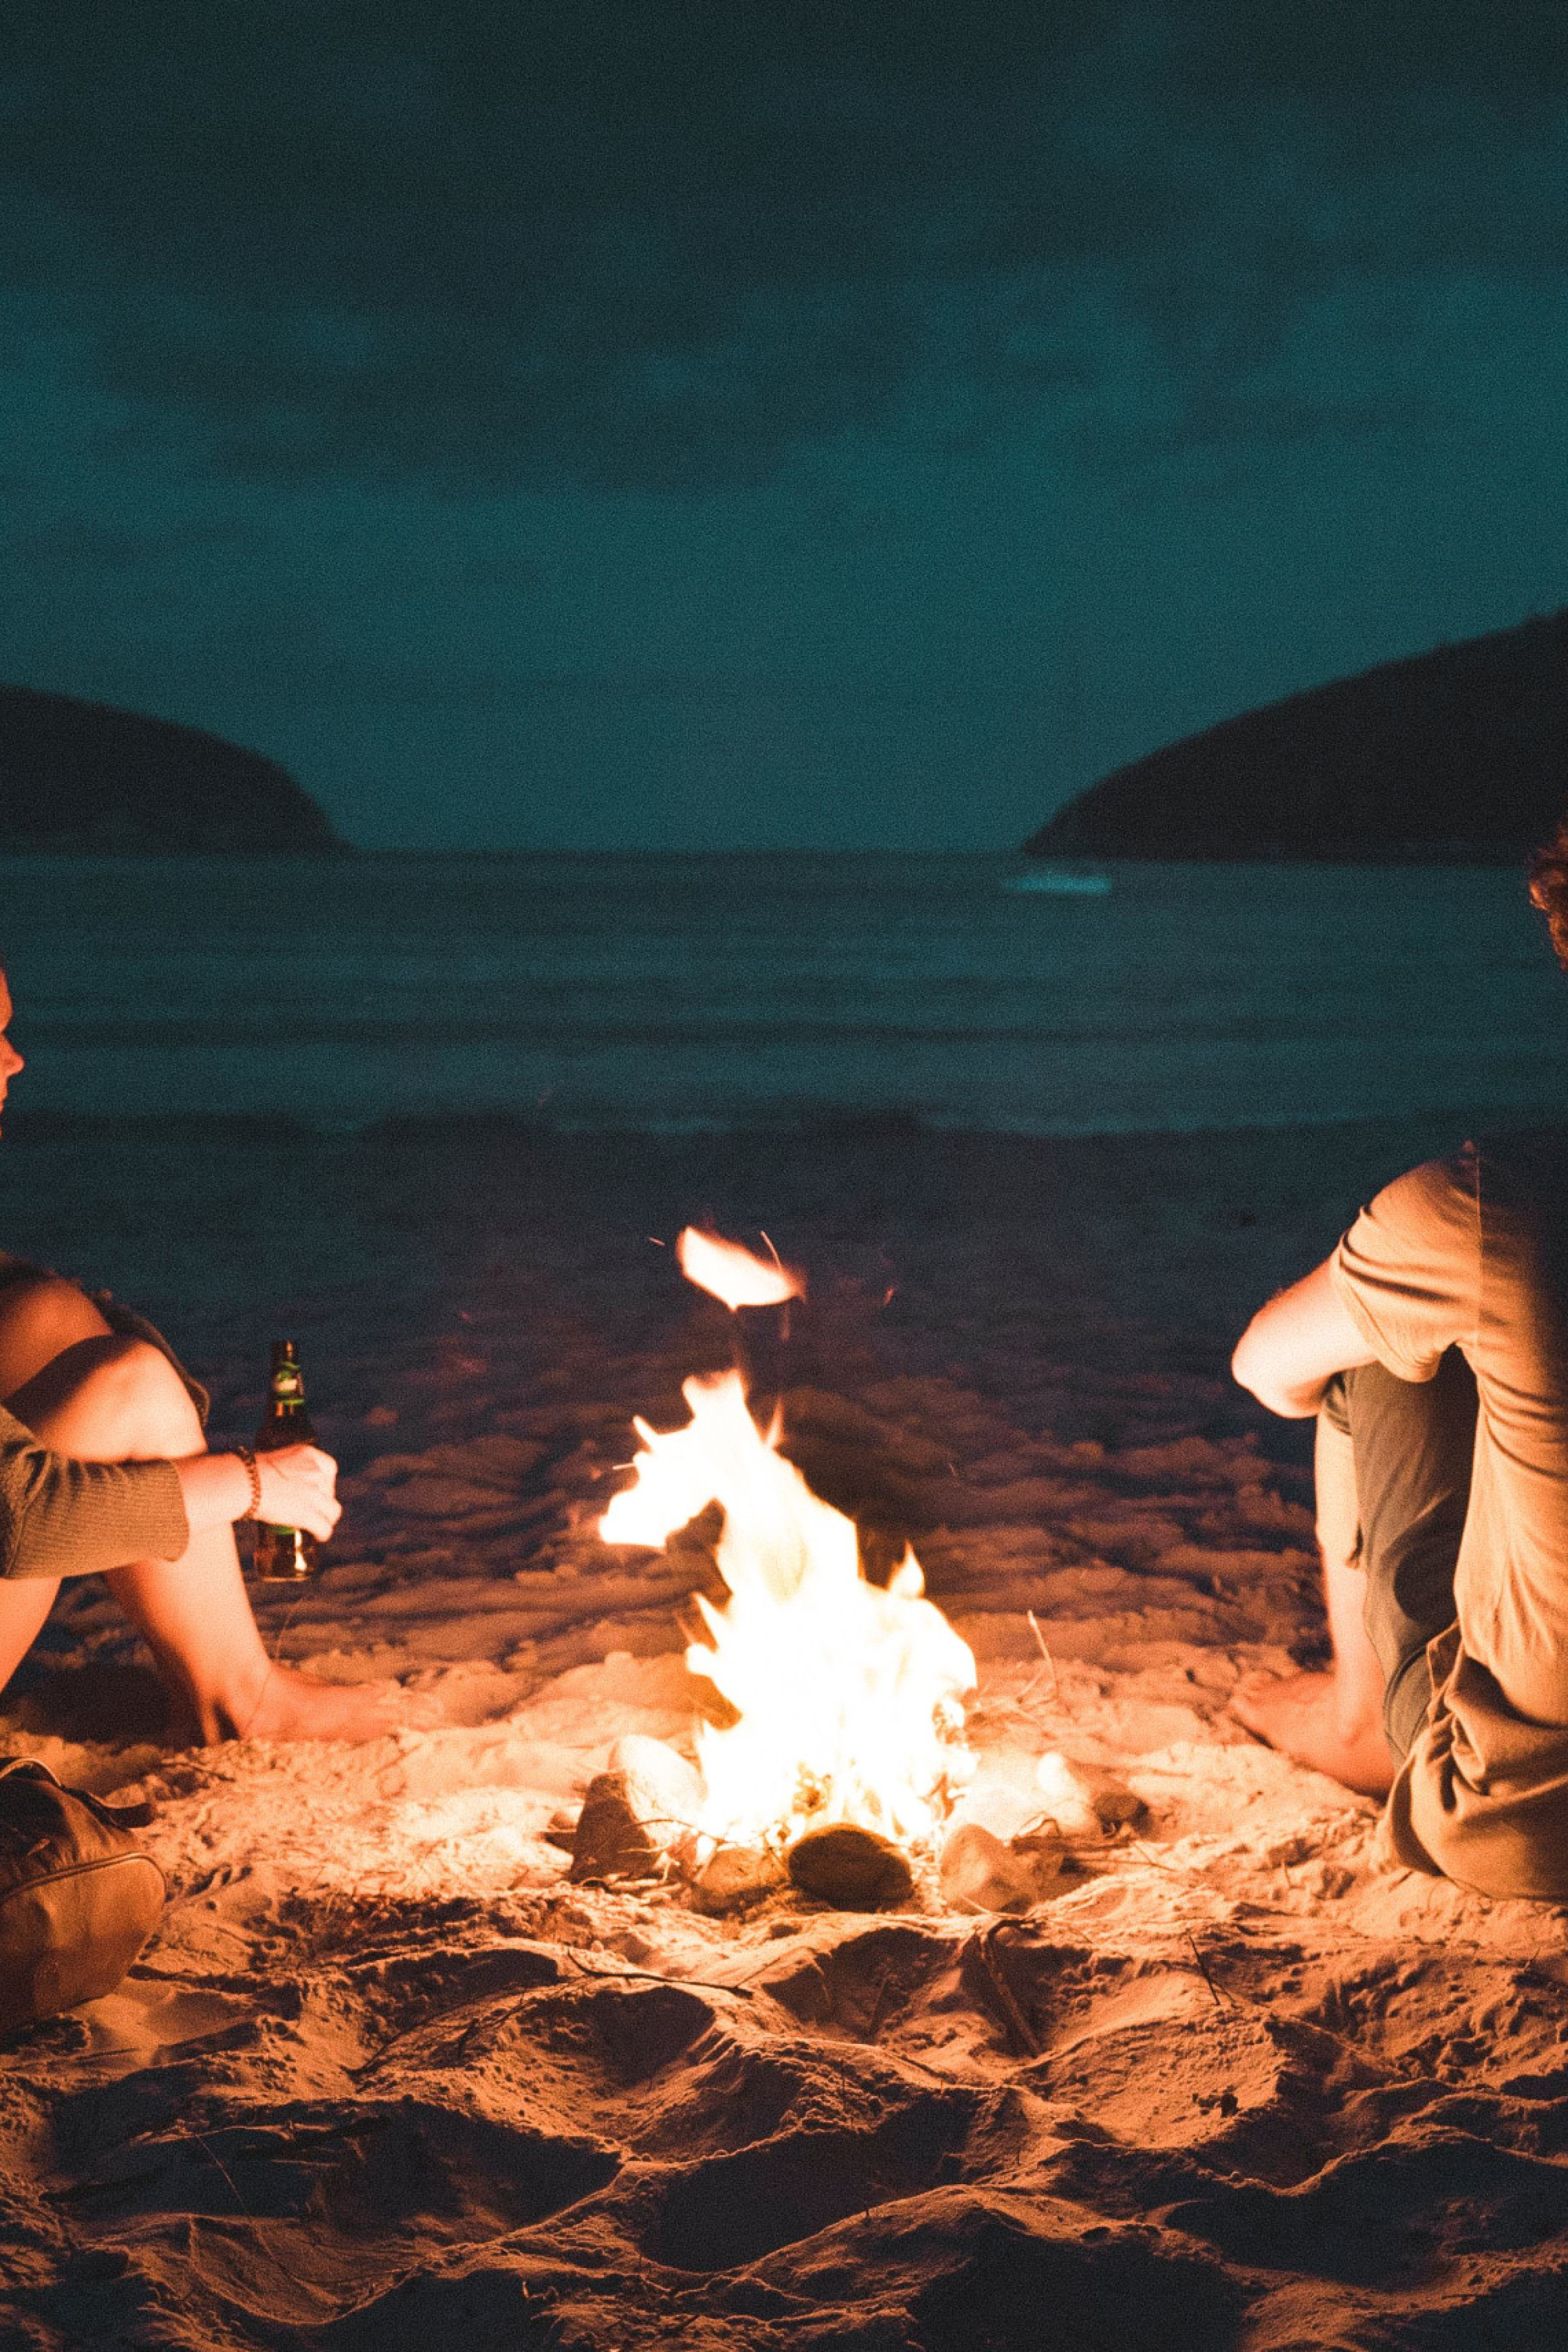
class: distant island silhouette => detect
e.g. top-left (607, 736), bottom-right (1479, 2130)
top-left (1025, 610), bottom-right (1568, 862)
top-left (0, 687), bottom-right (343, 853)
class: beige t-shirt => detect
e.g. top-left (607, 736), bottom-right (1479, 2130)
top-left (1332, 1134), bottom-right (1568, 1899)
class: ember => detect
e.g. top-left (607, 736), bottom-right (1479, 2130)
top-left (600, 1230), bottom-right (976, 1861)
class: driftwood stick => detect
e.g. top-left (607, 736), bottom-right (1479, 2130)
top-left (1184, 1929), bottom-right (1232, 2008)
top-left (970, 1923), bottom-right (1043, 2056)
top-left (1022, 1611), bottom-right (1061, 1706)
top-left (562, 1951), bottom-right (755, 2001)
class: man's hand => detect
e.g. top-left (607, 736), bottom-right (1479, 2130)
top-left (1231, 1257), bottom-right (1376, 1417)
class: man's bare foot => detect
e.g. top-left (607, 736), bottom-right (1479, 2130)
top-left (1229, 1667), bottom-right (1396, 1798)
top-left (221, 1664), bottom-right (404, 1745)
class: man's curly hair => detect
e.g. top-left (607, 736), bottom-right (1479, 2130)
top-left (1529, 816), bottom-right (1568, 971)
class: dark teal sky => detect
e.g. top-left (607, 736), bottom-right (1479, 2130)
top-left (6, 2), bottom-right (1568, 849)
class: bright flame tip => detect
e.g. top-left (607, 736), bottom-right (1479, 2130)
top-left (676, 1225), bottom-right (805, 1310)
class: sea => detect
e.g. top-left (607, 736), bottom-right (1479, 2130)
top-left (2, 851), bottom-right (1566, 1137)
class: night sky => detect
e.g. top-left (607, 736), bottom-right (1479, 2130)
top-left (7, 3), bottom-right (1568, 850)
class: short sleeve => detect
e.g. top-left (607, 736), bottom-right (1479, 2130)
top-left (1330, 1149), bottom-right (1478, 1384)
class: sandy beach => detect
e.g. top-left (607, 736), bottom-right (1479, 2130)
top-left (4, 1115), bottom-right (1567, 2349)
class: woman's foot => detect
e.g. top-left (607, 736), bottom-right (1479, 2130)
top-left (199, 1662), bottom-right (405, 1746)
top-left (1229, 1667), bottom-right (1396, 1798)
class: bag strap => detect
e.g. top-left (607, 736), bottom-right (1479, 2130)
top-left (0, 1755), bottom-right (154, 1829)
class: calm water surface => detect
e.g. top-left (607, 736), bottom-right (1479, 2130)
top-left (1, 852), bottom-right (1564, 1135)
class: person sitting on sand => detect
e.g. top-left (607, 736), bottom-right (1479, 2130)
top-left (1229, 821), bottom-right (1568, 1901)
top-left (0, 963), bottom-right (391, 1744)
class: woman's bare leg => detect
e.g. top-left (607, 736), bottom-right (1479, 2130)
top-left (0, 1276), bottom-right (115, 1694)
top-left (0, 1291), bottom-right (396, 1743)
top-left (0, 1573), bottom-right (64, 1700)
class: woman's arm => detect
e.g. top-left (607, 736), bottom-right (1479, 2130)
top-left (1231, 1256), bottom-right (1377, 1419)
top-left (0, 1410), bottom-right (189, 1579)
top-left (0, 1410), bottom-right (339, 1580)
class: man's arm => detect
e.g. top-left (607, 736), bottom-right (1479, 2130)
top-left (1231, 1256), bottom-right (1377, 1419)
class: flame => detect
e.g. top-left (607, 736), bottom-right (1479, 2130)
top-left (600, 1368), bottom-right (975, 1852)
top-left (675, 1226), bottom-right (804, 1310)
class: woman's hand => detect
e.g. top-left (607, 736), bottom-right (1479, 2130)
top-left (252, 1444), bottom-right (341, 1540)
top-left (176, 1444), bottom-right (341, 1540)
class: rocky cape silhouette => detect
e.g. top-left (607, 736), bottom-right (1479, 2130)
top-left (1025, 610), bottom-right (1568, 862)
top-left (0, 687), bottom-right (344, 853)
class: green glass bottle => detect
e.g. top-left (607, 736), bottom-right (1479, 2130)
top-left (251, 1339), bottom-right (322, 1582)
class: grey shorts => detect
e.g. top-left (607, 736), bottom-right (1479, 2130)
top-left (1315, 1349), bottom-right (1476, 1760)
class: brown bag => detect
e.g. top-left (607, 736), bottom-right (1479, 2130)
top-left (0, 1758), bottom-right (165, 2035)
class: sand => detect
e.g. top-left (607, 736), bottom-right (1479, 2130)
top-left (4, 1119), bottom-right (1567, 2350)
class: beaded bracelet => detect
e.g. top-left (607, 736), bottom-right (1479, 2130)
top-left (233, 1444), bottom-right (263, 1523)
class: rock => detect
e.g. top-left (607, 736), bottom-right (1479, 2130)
top-left (786, 1823), bottom-right (916, 1912)
top-left (569, 1776), bottom-right (660, 1880)
top-left (1033, 1752), bottom-right (1147, 1840)
top-left (569, 1736), bottom-right (704, 1883)
top-left (939, 1821), bottom-right (1065, 1913)
top-left (690, 1845), bottom-right (785, 1916)
top-left (608, 1735), bottom-right (705, 1834)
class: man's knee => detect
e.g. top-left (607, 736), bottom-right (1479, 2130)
top-left (18, 1334), bottom-right (203, 1461)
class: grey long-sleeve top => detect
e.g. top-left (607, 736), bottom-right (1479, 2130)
top-left (0, 1404), bottom-right (189, 1579)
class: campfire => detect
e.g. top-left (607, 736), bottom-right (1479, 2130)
top-left (571, 1229), bottom-right (973, 1905)
top-left (573, 1226), bottom-right (1140, 1914)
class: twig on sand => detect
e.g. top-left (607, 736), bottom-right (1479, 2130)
top-left (561, 1951), bottom-right (755, 2002)
top-left (27, 2044), bottom-right (141, 2067)
top-left (179, 2127), bottom-right (257, 2221)
top-left (1018, 1611), bottom-right (1061, 1709)
top-left (968, 1923), bottom-right (1043, 2057)
top-left (1125, 1836), bottom-right (1189, 1877)
top-left (864, 1963), bottom-right (900, 2042)
top-left (1183, 1930), bottom-right (1233, 2009)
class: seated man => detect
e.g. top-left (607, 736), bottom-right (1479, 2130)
top-left (0, 969), bottom-right (390, 1745)
top-left (1230, 827), bottom-right (1568, 1900)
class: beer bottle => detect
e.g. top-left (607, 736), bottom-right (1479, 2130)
top-left (251, 1339), bottom-right (322, 1582)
